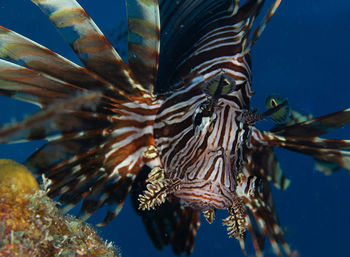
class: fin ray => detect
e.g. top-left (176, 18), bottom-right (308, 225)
top-left (32, 0), bottom-right (145, 96)
top-left (258, 130), bottom-right (350, 173)
top-left (0, 91), bottom-right (103, 143)
top-left (127, 0), bottom-right (160, 92)
top-left (271, 108), bottom-right (350, 137)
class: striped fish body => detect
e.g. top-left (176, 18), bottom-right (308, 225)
top-left (150, 0), bottom-right (262, 212)
top-left (154, 73), bottom-right (251, 210)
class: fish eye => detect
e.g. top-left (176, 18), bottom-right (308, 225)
top-left (265, 94), bottom-right (291, 124)
top-left (270, 99), bottom-right (277, 107)
top-left (220, 76), bottom-right (236, 95)
top-left (204, 72), bottom-right (236, 97)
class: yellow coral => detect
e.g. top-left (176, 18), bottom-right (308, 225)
top-left (0, 159), bottom-right (39, 193)
top-left (0, 159), bottom-right (120, 257)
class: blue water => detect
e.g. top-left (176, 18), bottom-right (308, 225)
top-left (1, 1), bottom-right (350, 257)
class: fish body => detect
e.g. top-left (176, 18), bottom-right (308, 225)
top-left (154, 73), bottom-right (247, 210)
top-left (0, 0), bottom-right (350, 257)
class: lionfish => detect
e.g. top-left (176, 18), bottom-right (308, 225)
top-left (0, 0), bottom-right (349, 256)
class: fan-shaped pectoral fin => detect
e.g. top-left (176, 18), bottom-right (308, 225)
top-left (223, 197), bottom-right (249, 239)
top-left (138, 167), bottom-right (181, 210)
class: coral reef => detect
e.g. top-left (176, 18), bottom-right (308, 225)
top-left (0, 159), bottom-right (120, 257)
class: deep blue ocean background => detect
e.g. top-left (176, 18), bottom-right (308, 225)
top-left (1, 1), bottom-right (350, 257)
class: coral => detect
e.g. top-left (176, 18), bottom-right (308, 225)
top-left (0, 159), bottom-right (120, 257)
top-left (0, 159), bottom-right (39, 193)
